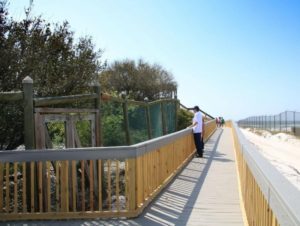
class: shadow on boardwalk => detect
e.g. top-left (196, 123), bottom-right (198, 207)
top-left (3, 129), bottom-right (226, 226)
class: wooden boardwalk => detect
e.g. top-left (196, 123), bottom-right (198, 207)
top-left (5, 128), bottom-right (245, 226)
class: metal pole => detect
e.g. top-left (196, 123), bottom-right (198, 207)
top-left (294, 111), bottom-right (296, 134)
top-left (279, 113), bottom-right (281, 131)
top-left (285, 111), bottom-right (288, 132)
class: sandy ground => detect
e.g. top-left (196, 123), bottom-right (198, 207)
top-left (240, 128), bottom-right (300, 191)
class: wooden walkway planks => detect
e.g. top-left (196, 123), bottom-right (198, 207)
top-left (4, 128), bottom-right (245, 226)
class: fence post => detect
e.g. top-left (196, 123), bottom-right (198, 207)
top-left (294, 111), bottom-right (296, 134)
top-left (93, 83), bottom-right (102, 146)
top-left (175, 98), bottom-right (179, 131)
top-left (23, 76), bottom-right (35, 149)
top-left (161, 101), bottom-right (167, 135)
top-left (285, 111), bottom-right (288, 132)
top-left (145, 99), bottom-right (152, 139)
top-left (274, 115), bottom-right (276, 131)
top-left (122, 98), bottom-right (131, 145)
top-left (22, 76), bottom-right (35, 212)
top-left (279, 113), bottom-right (281, 131)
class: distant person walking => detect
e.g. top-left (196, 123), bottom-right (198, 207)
top-left (188, 106), bottom-right (204, 158)
top-left (221, 117), bottom-right (225, 127)
top-left (216, 117), bottom-right (219, 127)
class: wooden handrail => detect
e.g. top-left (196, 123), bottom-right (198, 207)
top-left (231, 121), bottom-right (300, 226)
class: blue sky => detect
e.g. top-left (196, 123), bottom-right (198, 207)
top-left (8, 0), bottom-right (300, 120)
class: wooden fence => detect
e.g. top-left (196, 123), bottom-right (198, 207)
top-left (230, 121), bottom-right (300, 226)
top-left (0, 120), bottom-right (216, 221)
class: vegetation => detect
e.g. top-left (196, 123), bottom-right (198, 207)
top-left (100, 59), bottom-right (177, 101)
top-left (0, 1), bottom-right (181, 149)
top-left (177, 108), bottom-right (193, 130)
top-left (0, 1), bottom-right (103, 150)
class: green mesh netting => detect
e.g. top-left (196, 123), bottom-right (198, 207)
top-left (149, 103), bottom-right (163, 138)
top-left (101, 101), bottom-right (126, 146)
top-left (164, 101), bottom-right (176, 134)
top-left (128, 103), bottom-right (148, 144)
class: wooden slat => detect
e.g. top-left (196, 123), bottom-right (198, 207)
top-left (38, 162), bottom-right (43, 213)
top-left (0, 162), bottom-right (4, 212)
top-left (127, 158), bottom-right (136, 211)
top-left (30, 162), bottom-right (35, 212)
top-left (107, 160), bottom-right (111, 210)
top-left (34, 94), bottom-right (98, 107)
top-left (5, 162), bottom-right (10, 212)
top-left (125, 160), bottom-right (129, 210)
top-left (81, 160), bottom-right (85, 211)
top-left (13, 162), bottom-right (18, 213)
top-left (89, 160), bottom-right (94, 211)
top-left (55, 161), bottom-right (60, 211)
top-left (34, 113), bottom-right (45, 149)
top-left (46, 161), bottom-right (51, 212)
top-left (136, 156), bottom-right (143, 207)
top-left (116, 160), bottom-right (120, 211)
top-left (97, 160), bottom-right (102, 211)
top-left (71, 160), bottom-right (77, 211)
top-left (60, 160), bottom-right (69, 212)
top-left (22, 162), bottom-right (27, 212)
top-left (0, 91), bottom-right (23, 101)
top-left (35, 107), bottom-right (98, 114)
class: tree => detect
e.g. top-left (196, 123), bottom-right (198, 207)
top-left (177, 108), bottom-right (193, 130)
top-left (0, 1), bottom-right (104, 149)
top-left (100, 59), bottom-right (177, 101)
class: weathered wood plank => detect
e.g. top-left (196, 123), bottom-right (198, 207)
top-left (116, 160), bottom-right (120, 211)
top-left (89, 160), bottom-right (94, 211)
top-left (38, 162), bottom-right (43, 213)
top-left (81, 160), bottom-right (85, 211)
top-left (55, 161), bottom-right (60, 211)
top-left (71, 160), bottom-right (77, 212)
top-left (0, 163), bottom-right (4, 212)
top-left (60, 161), bottom-right (69, 212)
top-left (30, 162), bottom-right (35, 212)
top-left (5, 162), bottom-right (10, 212)
top-left (97, 160), bottom-right (102, 211)
top-left (46, 161), bottom-right (51, 212)
top-left (34, 94), bottom-right (98, 107)
top-left (107, 160), bottom-right (111, 210)
top-left (13, 162), bottom-right (18, 213)
top-left (0, 91), bottom-right (23, 102)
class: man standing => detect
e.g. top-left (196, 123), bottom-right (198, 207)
top-left (189, 106), bottom-right (204, 157)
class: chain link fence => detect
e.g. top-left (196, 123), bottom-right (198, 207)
top-left (238, 111), bottom-right (300, 135)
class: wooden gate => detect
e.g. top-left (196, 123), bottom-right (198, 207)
top-left (34, 108), bottom-right (100, 149)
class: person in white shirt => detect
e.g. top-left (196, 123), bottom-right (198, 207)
top-left (189, 106), bottom-right (205, 157)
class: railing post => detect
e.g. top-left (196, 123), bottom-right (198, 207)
top-left (22, 76), bottom-right (35, 150)
top-left (93, 83), bottom-right (103, 146)
top-left (122, 98), bottom-right (131, 145)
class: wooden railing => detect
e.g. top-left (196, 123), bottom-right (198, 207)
top-left (0, 120), bottom-right (216, 221)
top-left (230, 121), bottom-right (300, 226)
